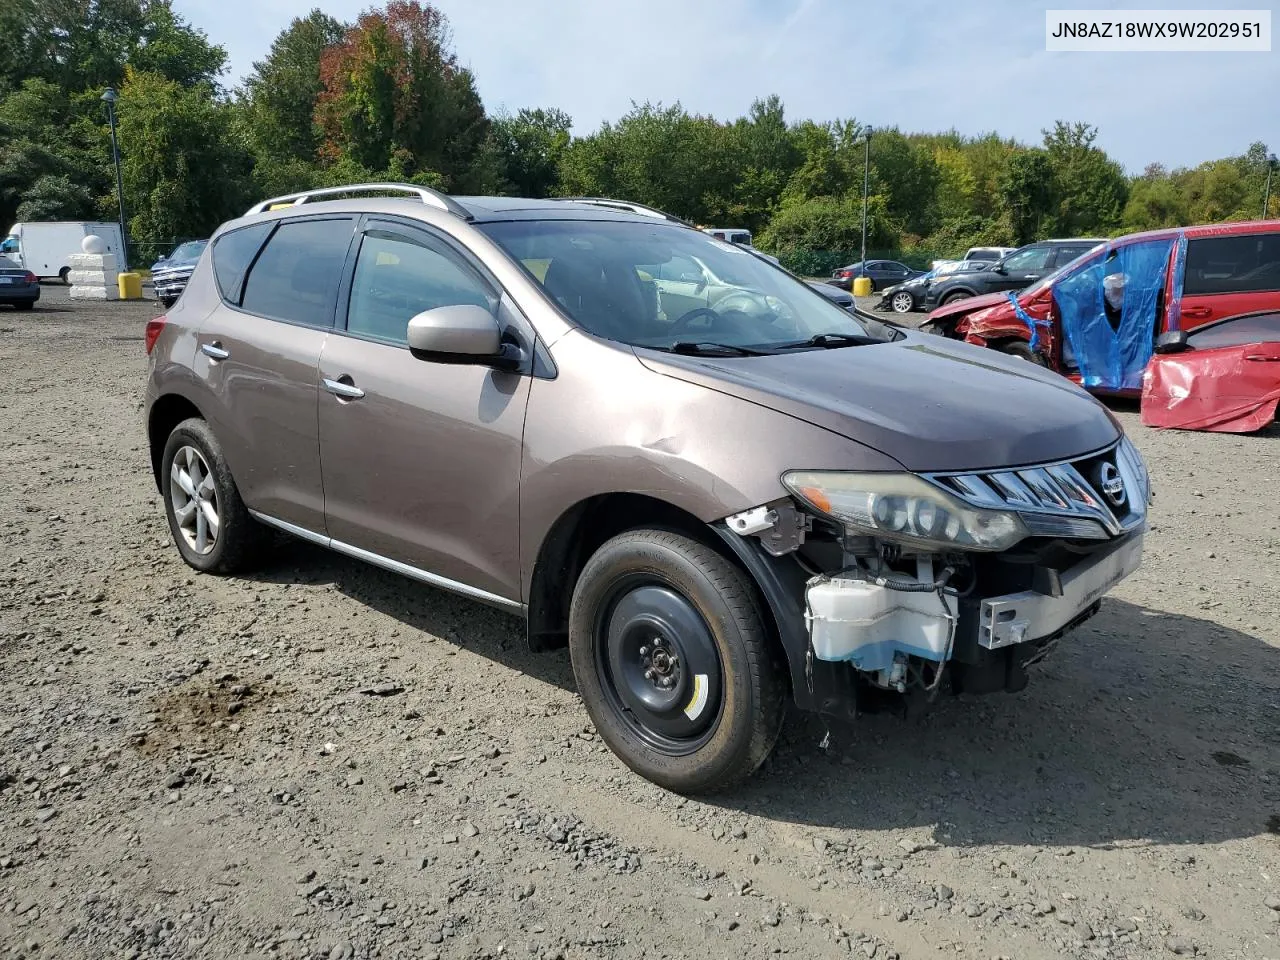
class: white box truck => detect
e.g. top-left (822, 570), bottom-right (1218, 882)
top-left (1, 222), bottom-right (126, 281)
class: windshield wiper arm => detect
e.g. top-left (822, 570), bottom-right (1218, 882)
top-left (666, 341), bottom-right (769, 357)
top-left (775, 332), bottom-right (878, 350)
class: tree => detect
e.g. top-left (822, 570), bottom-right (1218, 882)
top-left (315, 1), bottom-right (492, 191)
top-left (1, 0), bottom-right (225, 94)
top-left (0, 79), bottom-right (107, 230)
top-left (115, 68), bottom-right (254, 259)
top-left (558, 102), bottom-right (737, 223)
top-left (869, 129), bottom-right (939, 237)
top-left (487, 108), bottom-right (572, 197)
top-left (998, 149), bottom-right (1054, 244)
top-left (15, 175), bottom-right (97, 221)
top-left (242, 10), bottom-right (346, 167)
top-left (1042, 121), bottom-right (1128, 236)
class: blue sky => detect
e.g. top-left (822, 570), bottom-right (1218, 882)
top-left (174, 0), bottom-right (1277, 172)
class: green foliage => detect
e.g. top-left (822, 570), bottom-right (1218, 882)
top-left (999, 149), bottom-right (1054, 244)
top-left (241, 10), bottom-right (345, 167)
top-left (315, 1), bottom-right (491, 192)
top-left (115, 68), bottom-right (254, 258)
top-left (487, 108), bottom-right (572, 198)
top-left (16, 175), bottom-right (97, 221)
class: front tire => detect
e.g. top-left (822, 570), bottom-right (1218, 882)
top-left (161, 417), bottom-right (267, 574)
top-left (890, 291), bottom-right (915, 314)
top-left (1000, 340), bottom-right (1048, 366)
top-left (14, 301), bottom-right (34, 311)
top-left (568, 529), bottom-right (785, 794)
top-left (59, 267), bottom-right (70, 285)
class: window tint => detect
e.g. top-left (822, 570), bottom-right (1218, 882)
top-left (211, 223), bottom-right (273, 304)
top-left (1187, 311), bottom-right (1280, 349)
top-left (240, 218), bottom-right (353, 325)
top-left (1184, 233), bottom-right (1280, 295)
top-left (1002, 247), bottom-right (1052, 273)
top-left (728, 232), bottom-right (751, 245)
top-left (346, 230), bottom-right (496, 345)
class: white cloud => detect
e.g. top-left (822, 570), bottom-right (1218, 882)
top-left (175, 0), bottom-right (1279, 171)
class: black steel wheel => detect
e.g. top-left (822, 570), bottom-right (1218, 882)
top-left (568, 529), bottom-right (785, 794)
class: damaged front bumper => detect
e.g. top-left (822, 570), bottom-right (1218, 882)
top-left (803, 532), bottom-right (1142, 694)
top-left (716, 438), bottom-right (1151, 717)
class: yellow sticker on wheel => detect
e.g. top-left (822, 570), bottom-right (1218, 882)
top-left (683, 673), bottom-right (709, 720)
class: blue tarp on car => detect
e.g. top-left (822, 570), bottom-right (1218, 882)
top-left (1053, 238), bottom-right (1176, 390)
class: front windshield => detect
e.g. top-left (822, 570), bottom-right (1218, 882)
top-left (168, 241), bottom-right (207, 262)
top-left (479, 219), bottom-right (876, 351)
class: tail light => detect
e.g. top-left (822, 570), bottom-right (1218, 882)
top-left (144, 315), bottom-right (167, 355)
top-left (837, 269), bottom-right (852, 279)
top-left (23, 272), bottom-right (36, 283)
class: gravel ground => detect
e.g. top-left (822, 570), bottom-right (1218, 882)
top-left (2, 287), bottom-right (1278, 960)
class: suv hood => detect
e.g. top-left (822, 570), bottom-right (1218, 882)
top-left (637, 334), bottom-right (1119, 472)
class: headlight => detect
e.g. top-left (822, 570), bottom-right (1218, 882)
top-left (782, 470), bottom-right (1029, 551)
top-left (1117, 435), bottom-right (1153, 503)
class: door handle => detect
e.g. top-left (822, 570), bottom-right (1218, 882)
top-left (201, 341), bottom-right (229, 361)
top-left (323, 376), bottom-right (365, 400)
top-left (1183, 306), bottom-right (1212, 319)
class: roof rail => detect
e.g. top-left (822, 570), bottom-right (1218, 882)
top-left (550, 197), bottom-right (693, 227)
top-left (245, 182), bottom-right (473, 221)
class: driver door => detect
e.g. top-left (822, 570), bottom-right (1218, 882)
top-left (992, 247), bottom-right (1053, 292)
top-left (317, 218), bottom-right (531, 602)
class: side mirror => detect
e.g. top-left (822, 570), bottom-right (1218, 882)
top-left (1154, 329), bottom-right (1190, 355)
top-left (992, 264), bottom-right (1007, 275)
top-left (406, 304), bottom-right (523, 370)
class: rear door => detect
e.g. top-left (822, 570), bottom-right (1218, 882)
top-left (1180, 231), bottom-right (1280, 328)
top-left (316, 218), bottom-right (531, 602)
top-left (196, 216), bottom-right (356, 534)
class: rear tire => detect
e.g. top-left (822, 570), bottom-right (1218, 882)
top-left (919, 320), bottom-right (947, 338)
top-left (942, 290), bottom-right (973, 305)
top-left (1000, 340), bottom-right (1047, 366)
top-left (161, 417), bottom-right (268, 574)
top-left (568, 529), bottom-right (785, 794)
top-left (59, 267), bottom-right (70, 285)
top-left (14, 301), bottom-right (34, 311)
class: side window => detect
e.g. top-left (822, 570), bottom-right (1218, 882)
top-left (346, 229), bottom-right (496, 345)
top-left (1002, 247), bottom-right (1052, 273)
top-left (1184, 233), bottom-right (1280, 295)
top-left (211, 222), bottom-right (273, 305)
top-left (241, 218), bottom-right (353, 325)
top-left (1188, 312), bottom-right (1280, 349)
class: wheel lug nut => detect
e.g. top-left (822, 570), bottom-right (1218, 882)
top-left (644, 669), bottom-right (655, 681)
top-left (639, 646), bottom-right (649, 657)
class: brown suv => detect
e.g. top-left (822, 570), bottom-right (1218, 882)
top-left (144, 184), bottom-right (1151, 793)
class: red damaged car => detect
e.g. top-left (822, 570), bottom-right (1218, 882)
top-left (922, 221), bottom-right (1280, 431)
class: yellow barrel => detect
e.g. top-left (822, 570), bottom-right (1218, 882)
top-left (852, 276), bottom-right (873, 297)
top-left (118, 272), bottom-right (143, 299)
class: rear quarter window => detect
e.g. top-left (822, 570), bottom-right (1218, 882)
top-left (1184, 233), bottom-right (1280, 295)
top-left (210, 223), bottom-right (273, 304)
top-left (240, 218), bottom-right (355, 327)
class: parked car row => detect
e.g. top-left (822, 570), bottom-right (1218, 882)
top-left (144, 183), bottom-right (1151, 793)
top-left (920, 220), bottom-right (1280, 433)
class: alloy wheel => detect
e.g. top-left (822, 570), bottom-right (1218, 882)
top-left (169, 445), bottom-right (220, 555)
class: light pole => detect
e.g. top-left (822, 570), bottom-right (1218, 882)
top-left (859, 126), bottom-right (872, 278)
top-left (101, 87), bottom-right (129, 268)
top-left (1264, 154), bottom-right (1277, 219)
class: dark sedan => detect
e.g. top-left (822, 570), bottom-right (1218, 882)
top-left (829, 259), bottom-right (922, 291)
top-left (0, 259), bottom-right (40, 310)
top-left (151, 240), bottom-right (208, 307)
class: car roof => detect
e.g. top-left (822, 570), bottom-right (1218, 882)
top-left (452, 196), bottom-right (685, 223)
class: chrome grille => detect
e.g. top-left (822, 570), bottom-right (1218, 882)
top-left (926, 440), bottom-right (1148, 540)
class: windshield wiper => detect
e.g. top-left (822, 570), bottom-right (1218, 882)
top-left (774, 332), bottom-right (878, 350)
top-left (666, 341), bottom-right (769, 357)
